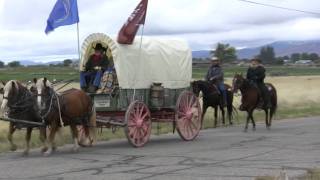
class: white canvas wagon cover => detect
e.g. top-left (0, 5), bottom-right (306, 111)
top-left (80, 33), bottom-right (192, 89)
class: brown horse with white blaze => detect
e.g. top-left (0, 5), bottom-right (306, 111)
top-left (232, 73), bottom-right (277, 131)
top-left (32, 78), bottom-right (96, 156)
top-left (0, 80), bottom-right (47, 155)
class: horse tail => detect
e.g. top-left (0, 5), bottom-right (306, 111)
top-left (266, 83), bottom-right (277, 118)
top-left (271, 85), bottom-right (278, 115)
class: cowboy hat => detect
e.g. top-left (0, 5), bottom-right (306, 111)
top-left (210, 56), bottom-right (219, 61)
top-left (94, 43), bottom-right (107, 51)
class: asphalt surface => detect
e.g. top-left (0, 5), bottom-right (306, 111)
top-left (0, 117), bottom-right (319, 180)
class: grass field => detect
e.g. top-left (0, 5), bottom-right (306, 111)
top-left (0, 66), bottom-right (319, 153)
top-left (0, 65), bottom-right (320, 82)
top-left (0, 67), bottom-right (79, 82)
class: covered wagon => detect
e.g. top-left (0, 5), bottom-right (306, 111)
top-left (80, 33), bottom-right (201, 147)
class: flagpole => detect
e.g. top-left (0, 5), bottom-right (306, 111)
top-left (77, 23), bottom-right (81, 63)
top-left (132, 24), bottom-right (145, 101)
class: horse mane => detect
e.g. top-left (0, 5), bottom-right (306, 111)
top-left (234, 74), bottom-right (252, 91)
top-left (3, 80), bottom-right (19, 93)
top-left (193, 80), bottom-right (218, 95)
top-left (35, 78), bottom-right (52, 88)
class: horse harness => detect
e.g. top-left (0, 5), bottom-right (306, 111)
top-left (39, 88), bottom-right (93, 127)
top-left (3, 88), bottom-right (42, 128)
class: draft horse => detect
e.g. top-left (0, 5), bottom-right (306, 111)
top-left (0, 80), bottom-right (47, 156)
top-left (191, 80), bottom-right (235, 127)
top-left (232, 74), bottom-right (277, 131)
top-left (32, 78), bottom-right (96, 156)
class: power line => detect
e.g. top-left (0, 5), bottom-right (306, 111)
top-left (238, 0), bottom-right (320, 16)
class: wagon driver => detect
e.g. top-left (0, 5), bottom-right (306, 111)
top-left (205, 56), bottom-right (227, 105)
top-left (80, 43), bottom-right (110, 92)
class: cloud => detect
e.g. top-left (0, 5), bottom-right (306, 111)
top-left (0, 0), bottom-right (320, 61)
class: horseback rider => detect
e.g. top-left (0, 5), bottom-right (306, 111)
top-left (205, 56), bottom-right (227, 105)
top-left (80, 43), bottom-right (110, 92)
top-left (246, 58), bottom-right (271, 108)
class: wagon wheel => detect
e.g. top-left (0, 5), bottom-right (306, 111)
top-left (176, 91), bottom-right (201, 141)
top-left (124, 101), bottom-right (152, 147)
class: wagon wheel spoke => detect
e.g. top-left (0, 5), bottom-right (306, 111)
top-left (185, 120), bottom-right (193, 138)
top-left (189, 118), bottom-right (198, 131)
top-left (138, 103), bottom-right (144, 117)
top-left (129, 127), bottom-right (137, 139)
top-left (141, 112), bottom-right (149, 121)
top-left (134, 129), bottom-right (141, 145)
top-left (177, 111), bottom-right (187, 116)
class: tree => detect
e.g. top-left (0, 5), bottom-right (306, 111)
top-left (0, 61), bottom-right (4, 68)
top-left (8, 61), bottom-right (21, 68)
top-left (258, 46), bottom-right (275, 64)
top-left (282, 55), bottom-right (289, 60)
top-left (300, 52), bottom-right (309, 60)
top-left (290, 53), bottom-right (300, 61)
top-left (211, 43), bottom-right (237, 62)
top-left (63, 59), bottom-right (73, 67)
top-left (309, 53), bottom-right (319, 61)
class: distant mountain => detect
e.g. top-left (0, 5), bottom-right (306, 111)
top-left (19, 60), bottom-right (63, 66)
top-left (192, 40), bottom-right (320, 60)
top-left (20, 60), bottom-right (42, 66)
top-left (237, 40), bottom-right (320, 59)
top-left (192, 50), bottom-right (211, 59)
top-left (44, 61), bottom-right (63, 65)
top-left (18, 59), bottom-right (78, 66)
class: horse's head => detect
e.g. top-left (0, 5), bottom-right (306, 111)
top-left (191, 81), bottom-right (201, 97)
top-left (1, 80), bottom-right (21, 110)
top-left (33, 77), bottom-right (52, 110)
top-left (232, 73), bottom-right (245, 93)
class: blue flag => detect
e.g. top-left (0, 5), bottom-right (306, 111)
top-left (45, 0), bottom-right (79, 34)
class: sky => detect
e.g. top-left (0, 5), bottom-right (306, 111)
top-left (0, 0), bottom-right (320, 62)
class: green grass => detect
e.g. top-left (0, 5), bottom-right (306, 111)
top-left (0, 67), bottom-right (79, 82)
top-left (0, 66), bottom-right (319, 82)
top-left (193, 66), bottom-right (320, 79)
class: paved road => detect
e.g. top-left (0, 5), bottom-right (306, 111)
top-left (0, 117), bottom-right (319, 180)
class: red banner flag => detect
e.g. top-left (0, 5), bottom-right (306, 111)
top-left (117, 0), bottom-right (148, 44)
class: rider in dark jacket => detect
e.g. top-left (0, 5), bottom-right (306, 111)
top-left (246, 58), bottom-right (271, 108)
top-left (205, 57), bottom-right (227, 105)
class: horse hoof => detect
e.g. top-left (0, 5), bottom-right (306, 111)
top-left (72, 147), bottom-right (79, 153)
top-left (22, 150), bottom-right (29, 156)
top-left (43, 150), bottom-right (52, 157)
top-left (252, 127), bottom-right (256, 131)
top-left (52, 146), bottom-right (57, 152)
top-left (41, 147), bottom-right (48, 153)
top-left (10, 144), bottom-right (17, 151)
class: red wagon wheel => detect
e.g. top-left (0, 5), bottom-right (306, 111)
top-left (176, 91), bottom-right (201, 141)
top-left (124, 101), bottom-right (152, 147)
